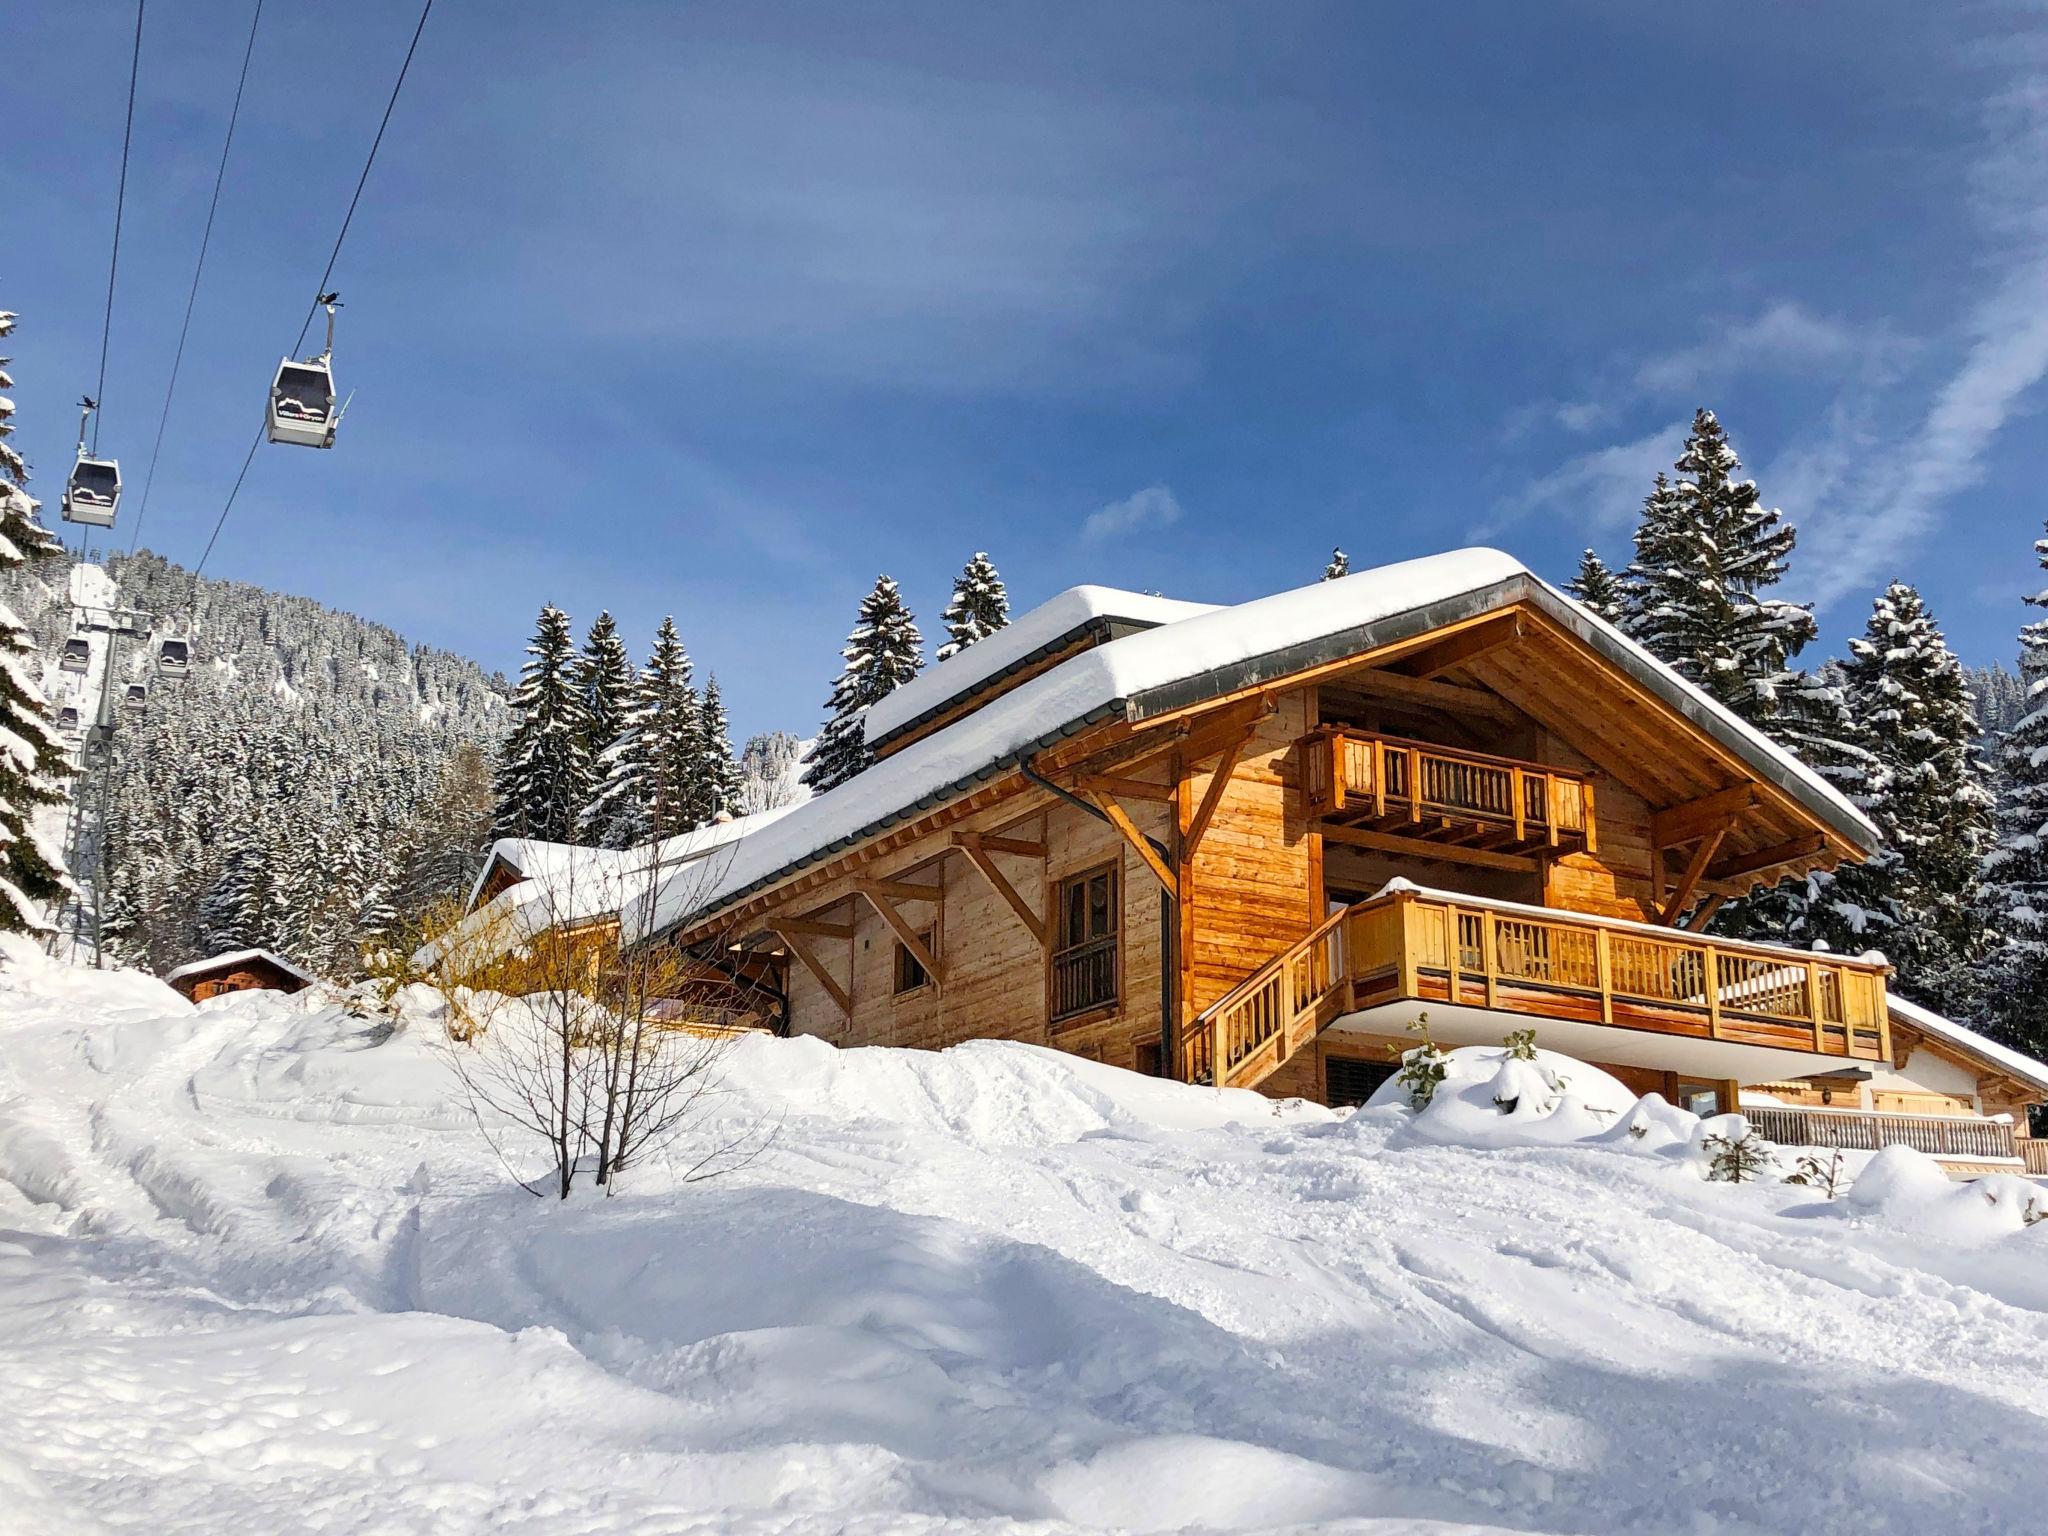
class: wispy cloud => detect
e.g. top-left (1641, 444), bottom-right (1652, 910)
top-left (1486, 421), bottom-right (1690, 538)
top-left (1632, 302), bottom-right (1872, 395)
top-left (1082, 483), bottom-right (1183, 541)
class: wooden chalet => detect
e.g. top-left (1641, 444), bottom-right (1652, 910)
top-left (600, 549), bottom-right (2040, 1168)
top-left (165, 949), bottom-right (314, 1003)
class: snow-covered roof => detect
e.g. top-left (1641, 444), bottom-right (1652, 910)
top-left (631, 548), bottom-right (1882, 943)
top-left (164, 948), bottom-right (316, 987)
top-left (1887, 994), bottom-right (2048, 1096)
top-left (429, 805), bottom-right (801, 971)
top-left (863, 585), bottom-right (1217, 749)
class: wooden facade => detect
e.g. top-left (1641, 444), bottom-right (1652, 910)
top-left (167, 951), bottom-right (312, 1003)
top-left (640, 591), bottom-right (1944, 1108)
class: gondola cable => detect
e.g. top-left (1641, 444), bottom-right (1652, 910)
top-left (192, 0), bottom-right (435, 582)
top-left (93, 0), bottom-right (146, 455)
top-left (127, 0), bottom-right (265, 559)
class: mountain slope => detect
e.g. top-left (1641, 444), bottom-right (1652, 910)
top-left (4, 548), bottom-right (509, 972)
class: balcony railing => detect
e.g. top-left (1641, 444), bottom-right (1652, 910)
top-left (1746, 1105), bottom-right (2020, 1164)
top-left (1051, 934), bottom-right (1118, 1022)
top-left (1190, 885), bottom-right (1890, 1089)
top-left (1301, 728), bottom-right (1594, 852)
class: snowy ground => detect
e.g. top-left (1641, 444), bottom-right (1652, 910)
top-left (1, 947), bottom-right (2044, 1535)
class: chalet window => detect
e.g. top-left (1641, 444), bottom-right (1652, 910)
top-left (1052, 864), bottom-right (1118, 1021)
top-left (893, 928), bottom-right (936, 995)
top-left (1325, 1055), bottom-right (1397, 1108)
top-left (1134, 1039), bottom-right (1163, 1078)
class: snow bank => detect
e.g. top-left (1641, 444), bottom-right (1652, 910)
top-left (4, 958), bottom-right (2048, 1533)
top-left (1847, 1145), bottom-right (2048, 1243)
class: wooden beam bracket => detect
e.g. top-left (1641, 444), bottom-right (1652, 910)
top-left (855, 878), bottom-right (946, 988)
top-left (952, 834), bottom-right (1047, 947)
top-left (772, 925), bottom-right (852, 1019)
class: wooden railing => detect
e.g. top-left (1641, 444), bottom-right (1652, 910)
top-left (1190, 886), bottom-right (1891, 1090)
top-left (1301, 728), bottom-right (1593, 850)
top-left (1052, 934), bottom-right (1118, 1021)
top-left (1746, 1105), bottom-right (2020, 1163)
top-left (1191, 907), bottom-right (1351, 1088)
top-left (2024, 1140), bottom-right (2048, 1176)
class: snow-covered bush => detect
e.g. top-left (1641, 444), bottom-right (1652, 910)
top-left (1785, 1146), bottom-right (1849, 1198)
top-left (1699, 1118), bottom-right (1777, 1184)
top-left (1848, 1145), bottom-right (2048, 1242)
top-left (1365, 1043), bottom-right (1635, 1149)
top-left (1393, 1013), bottom-right (1447, 1108)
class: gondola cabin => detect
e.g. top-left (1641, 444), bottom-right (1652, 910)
top-left (60, 638), bottom-right (90, 674)
top-left (62, 456), bottom-right (121, 527)
top-left (164, 948), bottom-right (314, 1003)
top-left (158, 638), bottom-right (191, 676)
top-left (55, 707), bottom-right (80, 732)
top-left (123, 683), bottom-right (147, 714)
top-left (267, 359), bottom-right (338, 448)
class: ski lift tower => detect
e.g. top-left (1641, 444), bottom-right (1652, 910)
top-left (53, 603), bottom-right (154, 968)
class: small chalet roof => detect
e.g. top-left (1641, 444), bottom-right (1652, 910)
top-left (1888, 994), bottom-right (2048, 1097)
top-left (631, 547), bottom-right (1882, 943)
top-left (426, 805), bottom-right (801, 970)
top-left (164, 949), bottom-right (316, 988)
top-left (863, 585), bottom-right (1218, 750)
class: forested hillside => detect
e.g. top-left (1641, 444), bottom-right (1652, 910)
top-left (5, 550), bottom-right (512, 975)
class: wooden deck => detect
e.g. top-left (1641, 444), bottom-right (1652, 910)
top-left (1191, 885), bottom-right (1890, 1090)
top-left (1301, 727), bottom-right (1594, 855)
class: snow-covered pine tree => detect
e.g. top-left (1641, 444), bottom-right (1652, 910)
top-left (1323, 548), bottom-right (1350, 581)
top-left (1565, 549), bottom-right (1625, 625)
top-left (625, 617), bottom-right (708, 839)
top-left (1815, 585), bottom-right (1993, 1003)
top-left (577, 611), bottom-right (634, 775)
top-left (1982, 525), bottom-right (2048, 1056)
top-left (937, 552), bottom-right (1009, 662)
top-left (801, 576), bottom-right (924, 795)
top-left (492, 605), bottom-right (591, 844)
top-left (1968, 661), bottom-right (2027, 739)
top-left (0, 306), bottom-right (72, 929)
top-left (1621, 413), bottom-right (1818, 733)
top-left (697, 674), bottom-right (744, 819)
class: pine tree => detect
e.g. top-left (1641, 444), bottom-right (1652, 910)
top-left (0, 305), bottom-right (71, 929)
top-left (492, 605), bottom-right (591, 844)
top-left (1621, 413), bottom-right (1818, 733)
top-left (577, 611), bottom-right (634, 774)
top-left (1982, 525), bottom-right (2048, 1056)
top-left (591, 617), bottom-right (708, 843)
top-left (802, 576), bottom-right (924, 794)
top-left (1565, 549), bottom-right (1625, 624)
top-left (697, 674), bottom-right (744, 818)
top-left (937, 552), bottom-right (1010, 662)
top-left (1815, 585), bottom-right (1993, 1002)
top-left (1323, 548), bottom-right (1350, 581)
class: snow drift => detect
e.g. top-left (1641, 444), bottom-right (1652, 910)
top-left (1, 944), bottom-right (2045, 1534)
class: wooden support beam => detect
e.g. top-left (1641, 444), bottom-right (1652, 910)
top-left (1087, 790), bottom-right (1176, 894)
top-left (1684, 895), bottom-right (1725, 932)
top-left (1108, 697), bottom-right (1276, 780)
top-left (772, 926), bottom-right (851, 1019)
top-left (1073, 773), bottom-right (1175, 804)
top-left (1345, 668), bottom-right (1518, 723)
top-left (1651, 785), bottom-right (1760, 849)
top-left (771, 916), bottom-right (854, 940)
top-left (962, 833), bottom-right (1046, 859)
top-left (1703, 832), bottom-right (1829, 885)
top-left (855, 876), bottom-right (944, 904)
top-left (953, 835), bottom-right (1046, 947)
top-left (855, 879), bottom-right (946, 988)
top-left (1392, 613), bottom-right (1524, 680)
top-left (1658, 822), bottom-right (1733, 926)
top-left (1181, 723), bottom-right (1258, 860)
top-left (1320, 821), bottom-right (1544, 874)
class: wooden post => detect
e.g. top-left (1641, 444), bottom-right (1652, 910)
top-left (1595, 927), bottom-right (1613, 1025)
top-left (1406, 746), bottom-right (1422, 820)
top-left (1581, 777), bottom-right (1598, 855)
top-left (1445, 903), bottom-right (1462, 1005)
top-left (1510, 770), bottom-right (1526, 843)
top-left (1395, 893), bottom-right (1419, 999)
top-left (1369, 737), bottom-right (1386, 820)
top-left (1481, 909), bottom-right (1498, 1009)
top-left (1717, 1079), bottom-right (1741, 1115)
top-left (1806, 961), bottom-right (1823, 1052)
top-left (1704, 942), bottom-right (1722, 1039)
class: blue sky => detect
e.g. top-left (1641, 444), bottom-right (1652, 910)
top-left (8, 2), bottom-right (2047, 741)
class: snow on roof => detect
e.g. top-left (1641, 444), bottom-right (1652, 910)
top-left (863, 585), bottom-right (1217, 748)
top-left (631, 547), bottom-right (1880, 943)
top-left (1887, 993), bottom-right (2048, 1096)
top-left (164, 948), bottom-right (316, 987)
top-left (429, 805), bottom-right (802, 971)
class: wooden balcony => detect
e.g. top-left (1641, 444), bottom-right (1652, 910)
top-left (1301, 728), bottom-right (1594, 855)
top-left (1745, 1105), bottom-right (2022, 1165)
top-left (1191, 886), bottom-right (1890, 1091)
